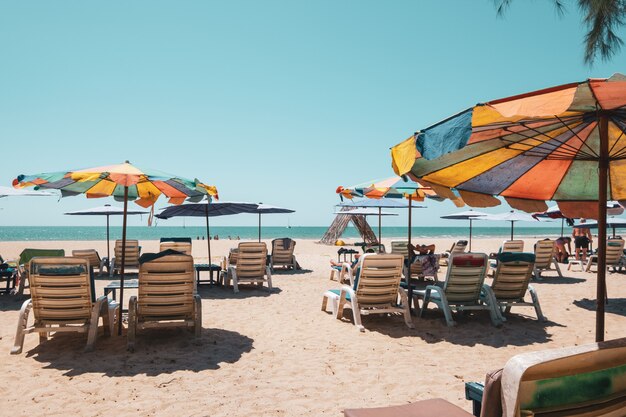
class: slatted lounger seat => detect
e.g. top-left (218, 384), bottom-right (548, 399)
top-left (127, 251), bottom-right (201, 352)
top-left (11, 257), bottom-right (116, 354)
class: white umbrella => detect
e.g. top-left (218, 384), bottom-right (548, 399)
top-left (440, 210), bottom-right (489, 251)
top-left (65, 204), bottom-right (149, 262)
top-left (479, 211), bottom-right (540, 240)
top-left (0, 186), bottom-right (54, 197)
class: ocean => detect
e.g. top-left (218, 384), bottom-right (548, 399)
top-left (0, 226), bottom-right (569, 241)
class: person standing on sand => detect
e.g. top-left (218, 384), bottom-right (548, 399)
top-left (572, 219), bottom-right (593, 262)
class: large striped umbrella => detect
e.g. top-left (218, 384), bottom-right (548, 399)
top-left (390, 74), bottom-right (626, 342)
top-left (14, 161), bottom-right (218, 334)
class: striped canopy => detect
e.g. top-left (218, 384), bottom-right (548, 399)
top-left (336, 175), bottom-right (460, 205)
top-left (13, 161), bottom-right (218, 207)
top-left (391, 74), bottom-right (626, 219)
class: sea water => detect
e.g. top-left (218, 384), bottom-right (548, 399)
top-left (0, 226), bottom-right (570, 241)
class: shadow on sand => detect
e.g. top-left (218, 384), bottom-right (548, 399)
top-left (532, 276), bottom-right (586, 284)
top-left (574, 297), bottom-right (626, 317)
top-left (197, 285), bottom-right (282, 300)
top-left (334, 308), bottom-right (560, 348)
top-left (0, 294), bottom-right (28, 311)
top-left (26, 327), bottom-right (254, 377)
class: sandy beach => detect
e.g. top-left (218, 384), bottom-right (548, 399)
top-left (0, 237), bottom-right (625, 417)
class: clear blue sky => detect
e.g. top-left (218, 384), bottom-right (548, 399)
top-left (1, 1), bottom-right (625, 228)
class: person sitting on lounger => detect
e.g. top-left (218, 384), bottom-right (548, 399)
top-left (555, 236), bottom-right (572, 263)
top-left (408, 243), bottom-right (436, 255)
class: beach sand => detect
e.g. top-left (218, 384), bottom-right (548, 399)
top-left (1, 237), bottom-right (625, 417)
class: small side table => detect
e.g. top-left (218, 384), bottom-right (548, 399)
top-left (568, 260), bottom-right (584, 272)
top-left (0, 268), bottom-right (17, 294)
top-left (195, 264), bottom-right (223, 286)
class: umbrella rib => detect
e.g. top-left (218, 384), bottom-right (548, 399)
top-left (553, 115), bottom-right (601, 159)
top-left (500, 126), bottom-right (596, 160)
top-left (608, 116), bottom-right (626, 158)
top-left (517, 119), bottom-right (598, 159)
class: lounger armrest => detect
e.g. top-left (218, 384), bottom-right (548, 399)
top-left (341, 284), bottom-right (356, 299)
top-left (465, 382), bottom-right (484, 417)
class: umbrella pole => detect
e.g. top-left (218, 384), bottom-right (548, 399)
top-left (511, 221), bottom-right (514, 240)
top-left (205, 204), bottom-right (212, 263)
top-left (596, 114), bottom-right (609, 342)
top-left (469, 219), bottom-right (472, 252)
top-left (106, 214), bottom-right (110, 267)
top-left (118, 186), bottom-right (129, 336)
top-left (407, 195), bottom-right (412, 245)
top-left (561, 218), bottom-right (564, 237)
top-left (378, 207), bottom-right (382, 252)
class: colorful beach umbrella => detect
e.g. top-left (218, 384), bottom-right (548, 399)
top-left (14, 161), bottom-right (218, 335)
top-left (390, 74), bottom-right (626, 342)
top-left (64, 204), bottom-right (149, 263)
top-left (156, 201), bottom-right (259, 261)
top-left (440, 210), bottom-right (489, 251)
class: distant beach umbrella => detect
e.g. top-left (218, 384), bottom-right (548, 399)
top-left (65, 204), bottom-right (149, 262)
top-left (337, 176), bottom-right (460, 250)
top-left (14, 161), bottom-right (218, 335)
top-left (157, 201), bottom-right (259, 260)
top-left (478, 211), bottom-right (540, 240)
top-left (440, 210), bottom-right (489, 251)
top-left (533, 202), bottom-right (623, 236)
top-left (390, 74), bottom-right (626, 342)
top-left (247, 204), bottom-right (296, 242)
top-left (337, 199), bottom-right (424, 248)
top-left (0, 185), bottom-right (54, 197)
top-left (333, 208), bottom-right (398, 216)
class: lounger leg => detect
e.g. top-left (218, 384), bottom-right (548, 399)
top-left (528, 285), bottom-right (546, 321)
top-left (229, 267), bottom-right (239, 293)
top-left (349, 296), bottom-right (364, 332)
top-left (435, 291), bottom-right (456, 327)
top-left (127, 296), bottom-right (137, 352)
top-left (336, 291), bottom-right (346, 320)
top-left (194, 295), bottom-right (202, 338)
top-left (266, 267), bottom-right (273, 292)
top-left (585, 258), bottom-right (593, 272)
top-left (39, 325), bottom-right (49, 343)
top-left (86, 297), bottom-right (106, 352)
top-left (418, 288), bottom-right (432, 318)
top-left (533, 267), bottom-right (542, 281)
top-left (109, 258), bottom-right (115, 277)
top-left (11, 299), bottom-right (32, 354)
top-left (107, 301), bottom-right (119, 336)
top-left (101, 299), bottom-right (112, 337)
top-left (398, 290), bottom-right (414, 329)
top-left (321, 294), bottom-right (329, 312)
top-left (553, 259), bottom-right (563, 277)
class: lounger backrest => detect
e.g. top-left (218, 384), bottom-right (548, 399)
top-left (19, 248), bottom-right (65, 267)
top-left (271, 239), bottom-right (295, 263)
top-left (605, 238), bottom-right (625, 265)
top-left (355, 254), bottom-right (403, 307)
top-left (72, 249), bottom-right (101, 268)
top-left (450, 240), bottom-right (468, 255)
top-left (444, 253), bottom-right (488, 303)
top-left (533, 240), bottom-right (556, 268)
top-left (114, 239), bottom-right (140, 267)
top-left (390, 241), bottom-right (409, 258)
top-left (236, 243), bottom-right (267, 278)
top-left (138, 254), bottom-right (195, 321)
top-left (29, 257), bottom-right (93, 325)
top-left (492, 253), bottom-right (535, 300)
top-left (227, 248), bottom-right (239, 267)
top-left (502, 240), bottom-right (525, 253)
top-left (159, 241), bottom-right (192, 256)
top-left (501, 337), bottom-right (626, 417)
top-left (363, 244), bottom-right (386, 254)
